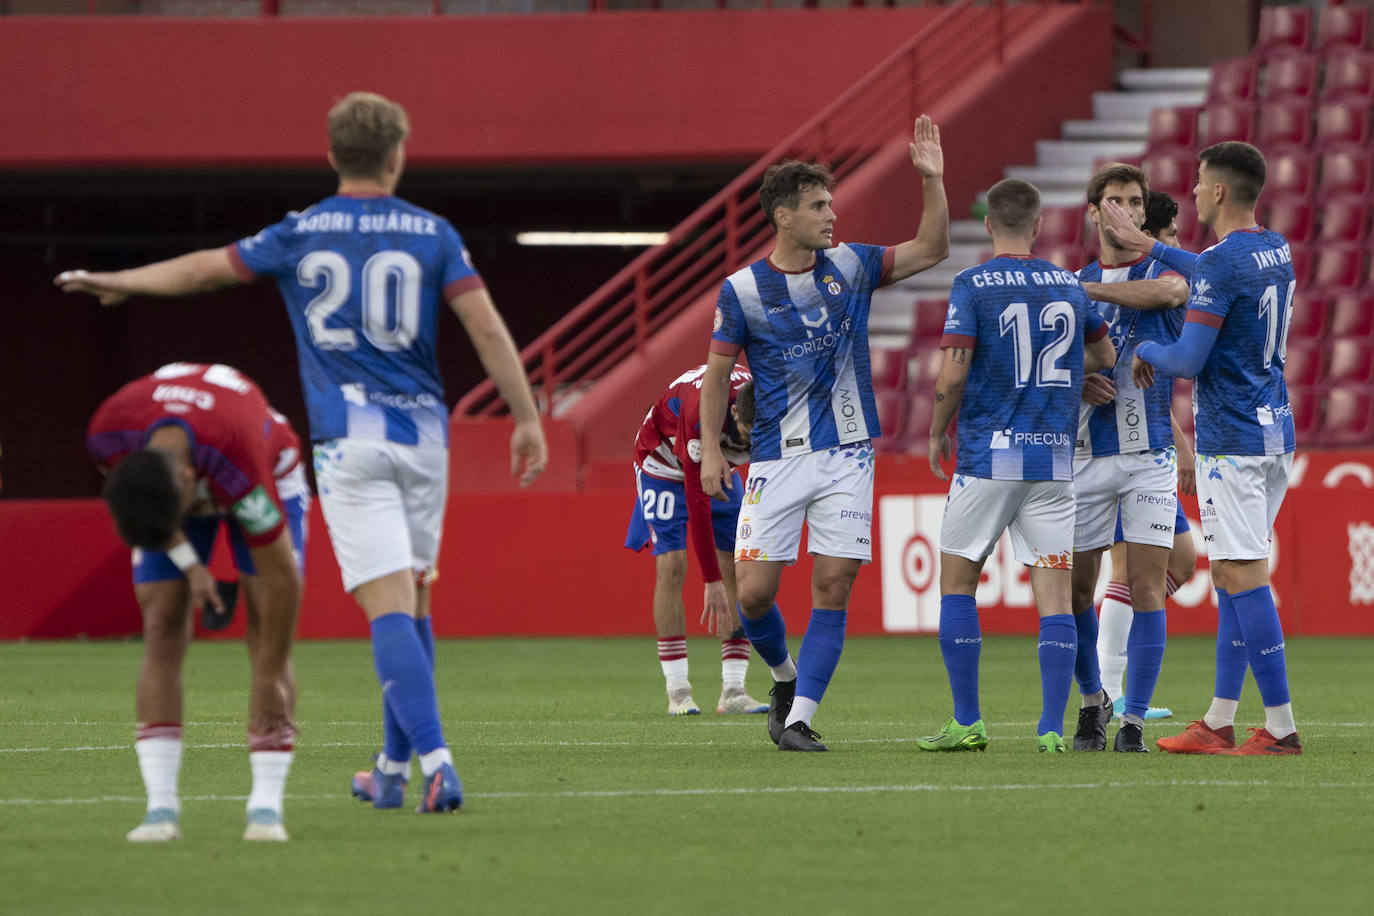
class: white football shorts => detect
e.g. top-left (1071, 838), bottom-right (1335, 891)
top-left (1195, 452), bottom-right (1293, 561)
top-left (734, 442), bottom-right (875, 565)
top-left (1073, 449), bottom-right (1178, 552)
top-left (940, 475), bottom-right (1075, 568)
top-left (312, 438), bottom-right (449, 592)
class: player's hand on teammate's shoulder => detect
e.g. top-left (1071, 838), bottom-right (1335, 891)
top-left (928, 430), bottom-right (952, 481)
top-left (908, 114), bottom-right (943, 179)
top-left (510, 419), bottom-right (548, 487)
top-left (1131, 353), bottom-right (1156, 389)
top-left (54, 269), bottom-right (129, 307)
top-left (1082, 373), bottom-right (1116, 406)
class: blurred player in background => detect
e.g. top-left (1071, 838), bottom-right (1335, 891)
top-left (1134, 141), bottom-right (1302, 755)
top-left (918, 178), bottom-right (1115, 754)
top-left (1095, 190), bottom-right (1201, 722)
top-left (1067, 165), bottom-right (1189, 753)
top-left (87, 363), bottom-right (307, 842)
top-left (699, 115), bottom-right (949, 752)
top-left (625, 365), bottom-right (767, 717)
top-left (57, 91), bottom-right (548, 811)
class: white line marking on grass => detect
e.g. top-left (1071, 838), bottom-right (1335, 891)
top-left (5, 779), bottom-right (1373, 807)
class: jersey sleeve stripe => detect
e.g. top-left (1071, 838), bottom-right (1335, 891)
top-left (1184, 308), bottom-right (1225, 329)
top-left (879, 246), bottom-right (895, 286)
top-left (939, 333), bottom-right (977, 349)
top-left (1085, 322), bottom-right (1109, 343)
top-left (442, 274), bottom-right (486, 302)
top-left (226, 243), bottom-right (256, 283)
top-left (709, 339), bottom-right (742, 356)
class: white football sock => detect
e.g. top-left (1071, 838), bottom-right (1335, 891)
top-left (246, 750), bottom-right (293, 814)
top-left (1098, 585), bottom-right (1133, 700)
top-left (135, 734), bottom-right (183, 814)
top-left (1204, 697), bottom-right (1239, 731)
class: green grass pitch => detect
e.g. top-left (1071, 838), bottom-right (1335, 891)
top-left (2, 635), bottom-right (1371, 915)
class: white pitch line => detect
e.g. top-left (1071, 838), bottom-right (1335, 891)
top-left (3, 778), bottom-right (1372, 807)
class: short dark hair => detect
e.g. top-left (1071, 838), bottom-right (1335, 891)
top-left (733, 380), bottom-right (755, 432)
top-left (759, 160), bottom-right (834, 230)
top-left (103, 450), bottom-right (181, 551)
top-left (1198, 141), bottom-right (1266, 205)
top-left (1142, 190), bottom-right (1179, 236)
top-left (986, 178), bottom-right (1041, 234)
top-left (1086, 162), bottom-right (1149, 206)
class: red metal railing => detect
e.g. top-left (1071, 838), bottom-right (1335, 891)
top-left (457, 0), bottom-right (1030, 417)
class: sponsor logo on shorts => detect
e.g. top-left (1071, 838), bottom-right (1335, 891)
top-left (744, 477), bottom-right (767, 505)
top-left (840, 509), bottom-right (872, 522)
top-left (1032, 551), bottom-right (1072, 569)
top-left (1151, 522), bottom-right (1172, 532)
top-left (1137, 493), bottom-right (1174, 505)
top-left (736, 547), bottom-right (768, 562)
top-left (856, 537), bottom-right (870, 545)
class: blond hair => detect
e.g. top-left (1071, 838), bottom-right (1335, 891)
top-left (327, 92), bottom-right (410, 179)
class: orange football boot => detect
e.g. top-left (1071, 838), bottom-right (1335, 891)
top-left (1215, 727), bottom-right (1302, 756)
top-left (1155, 719), bottom-right (1235, 754)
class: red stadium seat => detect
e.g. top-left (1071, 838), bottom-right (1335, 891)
top-left (1289, 386), bottom-right (1322, 441)
top-left (1317, 147), bottom-right (1372, 197)
top-left (1319, 386), bottom-right (1374, 446)
top-left (1262, 195), bottom-right (1317, 243)
top-left (1316, 5), bottom-right (1370, 54)
top-left (1267, 148), bottom-right (1318, 196)
top-left (1255, 99), bottom-right (1314, 146)
top-left (1289, 243), bottom-right (1314, 288)
top-left (1286, 290), bottom-right (1329, 340)
top-left (1146, 106), bottom-right (1199, 151)
top-left (1037, 205), bottom-right (1086, 246)
top-left (908, 344), bottom-right (943, 390)
top-left (1143, 151), bottom-right (1195, 197)
top-left (1329, 292), bottom-right (1374, 337)
top-left (1255, 5), bottom-right (1312, 57)
top-left (1261, 53), bottom-right (1319, 100)
top-left (1327, 337), bottom-right (1374, 384)
top-left (1207, 57), bottom-right (1259, 103)
top-left (869, 346), bottom-right (907, 391)
top-left (1201, 103), bottom-right (1256, 144)
top-left (1314, 100), bottom-right (1371, 146)
top-left (1035, 244), bottom-right (1087, 272)
top-left (1283, 341), bottom-right (1325, 386)
top-left (911, 297), bottom-right (950, 345)
top-left (1320, 50), bottom-right (1374, 99)
top-left (1317, 197), bottom-right (1370, 243)
top-left (873, 390), bottom-right (909, 451)
top-left (1172, 204), bottom-right (1206, 249)
top-left (1311, 245), bottom-right (1368, 290)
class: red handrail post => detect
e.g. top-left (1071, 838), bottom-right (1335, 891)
top-left (633, 267), bottom-right (650, 351)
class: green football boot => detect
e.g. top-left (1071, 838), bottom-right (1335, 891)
top-left (1037, 731), bottom-right (1067, 753)
top-left (915, 716), bottom-right (988, 752)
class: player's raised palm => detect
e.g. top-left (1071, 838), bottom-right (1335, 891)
top-left (909, 114), bottom-right (943, 179)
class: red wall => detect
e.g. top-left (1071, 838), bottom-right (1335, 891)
top-left (5, 450), bottom-right (1373, 641)
top-left (0, 10), bottom-right (944, 168)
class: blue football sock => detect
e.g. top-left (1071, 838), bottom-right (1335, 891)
top-left (1214, 588), bottom-right (1247, 700)
top-left (739, 603), bottom-right (790, 669)
top-left (938, 594), bottom-right (982, 726)
top-left (1124, 609), bottom-right (1167, 719)
top-left (370, 613), bottom-right (446, 756)
top-left (1232, 585), bottom-right (1290, 707)
top-left (794, 608), bottom-right (847, 703)
top-left (414, 616), bottom-right (435, 670)
top-left (1073, 606), bottom-right (1103, 697)
top-left (1036, 614), bottom-right (1077, 737)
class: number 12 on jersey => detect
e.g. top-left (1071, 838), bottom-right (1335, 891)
top-left (998, 301), bottom-right (1076, 388)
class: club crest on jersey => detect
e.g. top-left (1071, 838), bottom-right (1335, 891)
top-left (713, 307), bottom-right (723, 332)
top-left (687, 438), bottom-right (703, 462)
top-left (826, 281), bottom-right (842, 296)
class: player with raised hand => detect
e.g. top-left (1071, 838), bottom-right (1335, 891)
top-left (87, 363), bottom-right (307, 842)
top-left (1065, 164), bottom-right (1190, 753)
top-left (698, 115), bottom-right (949, 751)
top-left (625, 365), bottom-right (767, 717)
top-left (57, 92), bottom-right (548, 811)
top-left (918, 178), bottom-right (1115, 754)
top-left (1133, 141), bottom-right (1302, 755)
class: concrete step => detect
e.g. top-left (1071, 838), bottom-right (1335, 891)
top-left (1092, 89), bottom-right (1206, 121)
top-left (1035, 138), bottom-right (1146, 167)
top-left (1119, 67), bottom-right (1210, 93)
top-left (1003, 164), bottom-right (1092, 191)
top-left (951, 220), bottom-right (987, 244)
top-left (1062, 118), bottom-right (1150, 141)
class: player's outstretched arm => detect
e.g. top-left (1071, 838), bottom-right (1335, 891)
top-left (891, 115), bottom-right (950, 282)
top-left (1081, 274), bottom-right (1188, 311)
top-left (54, 248), bottom-right (243, 306)
top-left (928, 345), bottom-right (970, 481)
top-left (450, 288), bottom-right (548, 487)
top-left (697, 353), bottom-right (737, 500)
